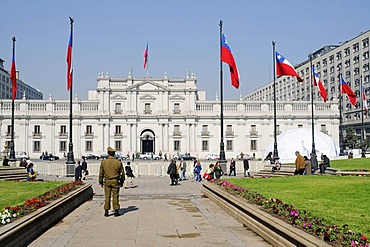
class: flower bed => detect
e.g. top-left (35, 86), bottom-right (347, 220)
top-left (210, 179), bottom-right (369, 247)
top-left (0, 181), bottom-right (84, 226)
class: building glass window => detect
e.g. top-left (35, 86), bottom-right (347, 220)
top-left (115, 103), bottom-right (122, 114)
top-left (174, 140), bottom-right (180, 151)
top-left (34, 125), bottom-right (41, 135)
top-left (60, 141), bottom-right (67, 152)
top-left (226, 140), bottom-right (233, 151)
top-left (298, 124), bottom-right (303, 128)
top-left (115, 141), bottom-right (122, 152)
top-left (60, 125), bottom-right (67, 135)
top-left (86, 141), bottom-right (93, 152)
top-left (115, 125), bottom-right (122, 135)
top-left (86, 125), bottom-right (93, 135)
top-left (173, 103), bottom-right (180, 114)
top-left (251, 140), bottom-right (257, 151)
top-left (144, 103), bottom-right (151, 114)
top-left (202, 140), bottom-right (209, 151)
top-left (33, 141), bottom-right (41, 152)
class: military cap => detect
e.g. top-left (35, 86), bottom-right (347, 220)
top-left (107, 147), bottom-right (116, 152)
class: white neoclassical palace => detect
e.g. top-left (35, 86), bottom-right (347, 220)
top-left (0, 71), bottom-right (339, 160)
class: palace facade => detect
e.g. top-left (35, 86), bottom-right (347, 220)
top-left (0, 71), bottom-right (339, 160)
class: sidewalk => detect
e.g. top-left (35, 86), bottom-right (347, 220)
top-left (30, 174), bottom-right (270, 247)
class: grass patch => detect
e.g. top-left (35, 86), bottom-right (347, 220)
top-left (0, 181), bottom-right (69, 209)
top-left (227, 176), bottom-right (370, 236)
top-left (330, 158), bottom-right (370, 171)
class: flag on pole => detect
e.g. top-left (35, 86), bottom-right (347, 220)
top-left (221, 34), bottom-right (239, 89)
top-left (276, 51), bottom-right (303, 82)
top-left (312, 66), bottom-right (328, 102)
top-left (341, 76), bottom-right (357, 107)
top-left (10, 43), bottom-right (17, 100)
top-left (143, 43), bottom-right (148, 69)
top-left (362, 85), bottom-right (368, 114)
top-left (66, 27), bottom-right (73, 91)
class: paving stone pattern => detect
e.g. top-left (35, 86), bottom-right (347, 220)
top-left (30, 175), bottom-right (271, 247)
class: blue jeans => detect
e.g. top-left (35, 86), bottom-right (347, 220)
top-left (195, 172), bottom-right (202, 182)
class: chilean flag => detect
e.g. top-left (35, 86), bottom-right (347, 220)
top-left (276, 51), bottom-right (303, 82)
top-left (312, 66), bottom-right (328, 102)
top-left (143, 43), bottom-right (148, 69)
top-left (341, 76), bottom-right (357, 107)
top-left (66, 28), bottom-right (73, 91)
top-left (10, 45), bottom-right (17, 100)
top-left (362, 85), bottom-right (368, 114)
top-left (221, 34), bottom-right (239, 89)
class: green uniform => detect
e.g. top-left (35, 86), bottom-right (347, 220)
top-left (99, 156), bottom-right (125, 211)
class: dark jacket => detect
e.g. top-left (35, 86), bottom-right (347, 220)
top-left (125, 165), bottom-right (135, 178)
top-left (167, 162), bottom-right (177, 175)
top-left (214, 166), bottom-right (223, 179)
top-left (81, 160), bottom-right (87, 170)
top-left (75, 164), bottom-right (82, 181)
top-left (243, 159), bottom-right (249, 170)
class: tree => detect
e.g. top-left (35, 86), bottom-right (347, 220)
top-left (343, 126), bottom-right (359, 149)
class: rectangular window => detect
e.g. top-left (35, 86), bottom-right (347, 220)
top-left (174, 125), bottom-right (181, 136)
top-left (115, 103), bottom-right (122, 114)
top-left (6, 125), bottom-right (12, 136)
top-left (86, 141), bottom-right (93, 152)
top-left (202, 140), bottom-right (209, 151)
top-left (144, 103), bottom-right (151, 114)
top-left (174, 140), bottom-right (180, 151)
top-left (251, 140), bottom-right (257, 151)
top-left (226, 140), bottom-right (233, 151)
top-left (298, 124), bottom-right (303, 128)
top-left (33, 141), bottom-right (41, 152)
top-left (60, 125), bottom-right (67, 134)
top-left (115, 125), bottom-right (122, 135)
top-left (34, 125), bottom-right (41, 135)
top-left (115, 141), bottom-right (122, 152)
top-left (60, 141), bottom-right (67, 152)
top-left (86, 125), bottom-right (93, 135)
top-left (173, 103), bottom-right (180, 114)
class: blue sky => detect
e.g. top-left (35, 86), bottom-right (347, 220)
top-left (0, 0), bottom-right (369, 100)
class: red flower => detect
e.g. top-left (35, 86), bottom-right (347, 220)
top-left (361, 235), bottom-right (368, 241)
top-left (5, 206), bottom-right (10, 210)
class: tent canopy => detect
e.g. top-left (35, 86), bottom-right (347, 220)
top-left (263, 128), bottom-right (339, 163)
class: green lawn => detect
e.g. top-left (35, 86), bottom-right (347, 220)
top-left (227, 176), bottom-right (370, 236)
top-left (330, 158), bottom-right (370, 171)
top-left (0, 181), bottom-right (69, 210)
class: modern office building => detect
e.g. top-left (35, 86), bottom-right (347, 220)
top-left (0, 71), bottom-right (339, 160)
top-left (245, 30), bottom-right (370, 150)
top-left (0, 58), bottom-right (43, 100)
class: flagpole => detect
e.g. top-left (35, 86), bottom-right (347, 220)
top-left (360, 74), bottom-right (366, 158)
top-left (338, 73), bottom-right (344, 156)
top-left (66, 17), bottom-right (75, 165)
top-left (272, 41), bottom-right (279, 162)
top-left (310, 55), bottom-right (316, 156)
top-left (218, 20), bottom-right (226, 172)
top-left (9, 36), bottom-right (16, 162)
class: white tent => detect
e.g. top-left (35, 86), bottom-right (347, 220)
top-left (263, 128), bottom-right (339, 163)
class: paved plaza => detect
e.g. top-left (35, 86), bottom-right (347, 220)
top-left (29, 174), bottom-right (271, 247)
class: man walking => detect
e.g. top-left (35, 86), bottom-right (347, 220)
top-left (294, 151), bottom-right (305, 175)
top-left (99, 147), bottom-right (125, 217)
top-left (179, 158), bottom-right (187, 180)
top-left (167, 159), bottom-right (178, 186)
top-left (81, 157), bottom-right (88, 180)
top-left (229, 158), bottom-right (236, 176)
top-left (243, 158), bottom-right (250, 177)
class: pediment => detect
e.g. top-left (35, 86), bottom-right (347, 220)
top-left (139, 94), bottom-right (156, 100)
top-left (111, 94), bottom-right (127, 100)
top-left (169, 94), bottom-right (185, 101)
top-left (125, 80), bottom-right (169, 92)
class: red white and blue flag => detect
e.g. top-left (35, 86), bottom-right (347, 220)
top-left (143, 43), bottom-right (148, 69)
top-left (276, 51), bottom-right (303, 82)
top-left (66, 28), bottom-right (73, 91)
top-left (221, 34), bottom-right (239, 89)
top-left (10, 45), bottom-right (17, 100)
top-left (362, 85), bottom-right (368, 114)
top-left (312, 66), bottom-right (328, 102)
top-left (341, 76), bottom-right (357, 107)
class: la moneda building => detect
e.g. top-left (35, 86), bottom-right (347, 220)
top-left (2, 30), bottom-right (369, 161)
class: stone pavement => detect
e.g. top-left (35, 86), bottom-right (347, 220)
top-left (30, 174), bottom-right (271, 247)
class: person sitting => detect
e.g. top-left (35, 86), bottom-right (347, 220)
top-left (319, 154), bottom-right (330, 174)
top-left (203, 164), bottom-right (215, 181)
top-left (272, 159), bottom-right (281, 172)
top-left (26, 163), bottom-right (37, 181)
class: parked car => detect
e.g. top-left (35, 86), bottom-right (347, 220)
top-left (82, 153), bottom-right (100, 160)
top-left (15, 153), bottom-right (29, 160)
top-left (100, 154), bottom-right (108, 159)
top-left (40, 154), bottom-right (60, 161)
top-left (205, 153), bottom-right (219, 160)
top-left (139, 152), bottom-right (160, 160)
top-left (115, 153), bottom-right (127, 160)
top-left (180, 153), bottom-right (197, 161)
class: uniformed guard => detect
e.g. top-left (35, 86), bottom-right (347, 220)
top-left (99, 147), bottom-right (125, 217)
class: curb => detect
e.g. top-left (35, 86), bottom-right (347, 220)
top-left (0, 183), bottom-right (93, 247)
top-left (202, 182), bottom-right (330, 247)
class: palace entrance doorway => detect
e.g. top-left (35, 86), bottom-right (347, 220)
top-left (140, 129), bottom-right (155, 153)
